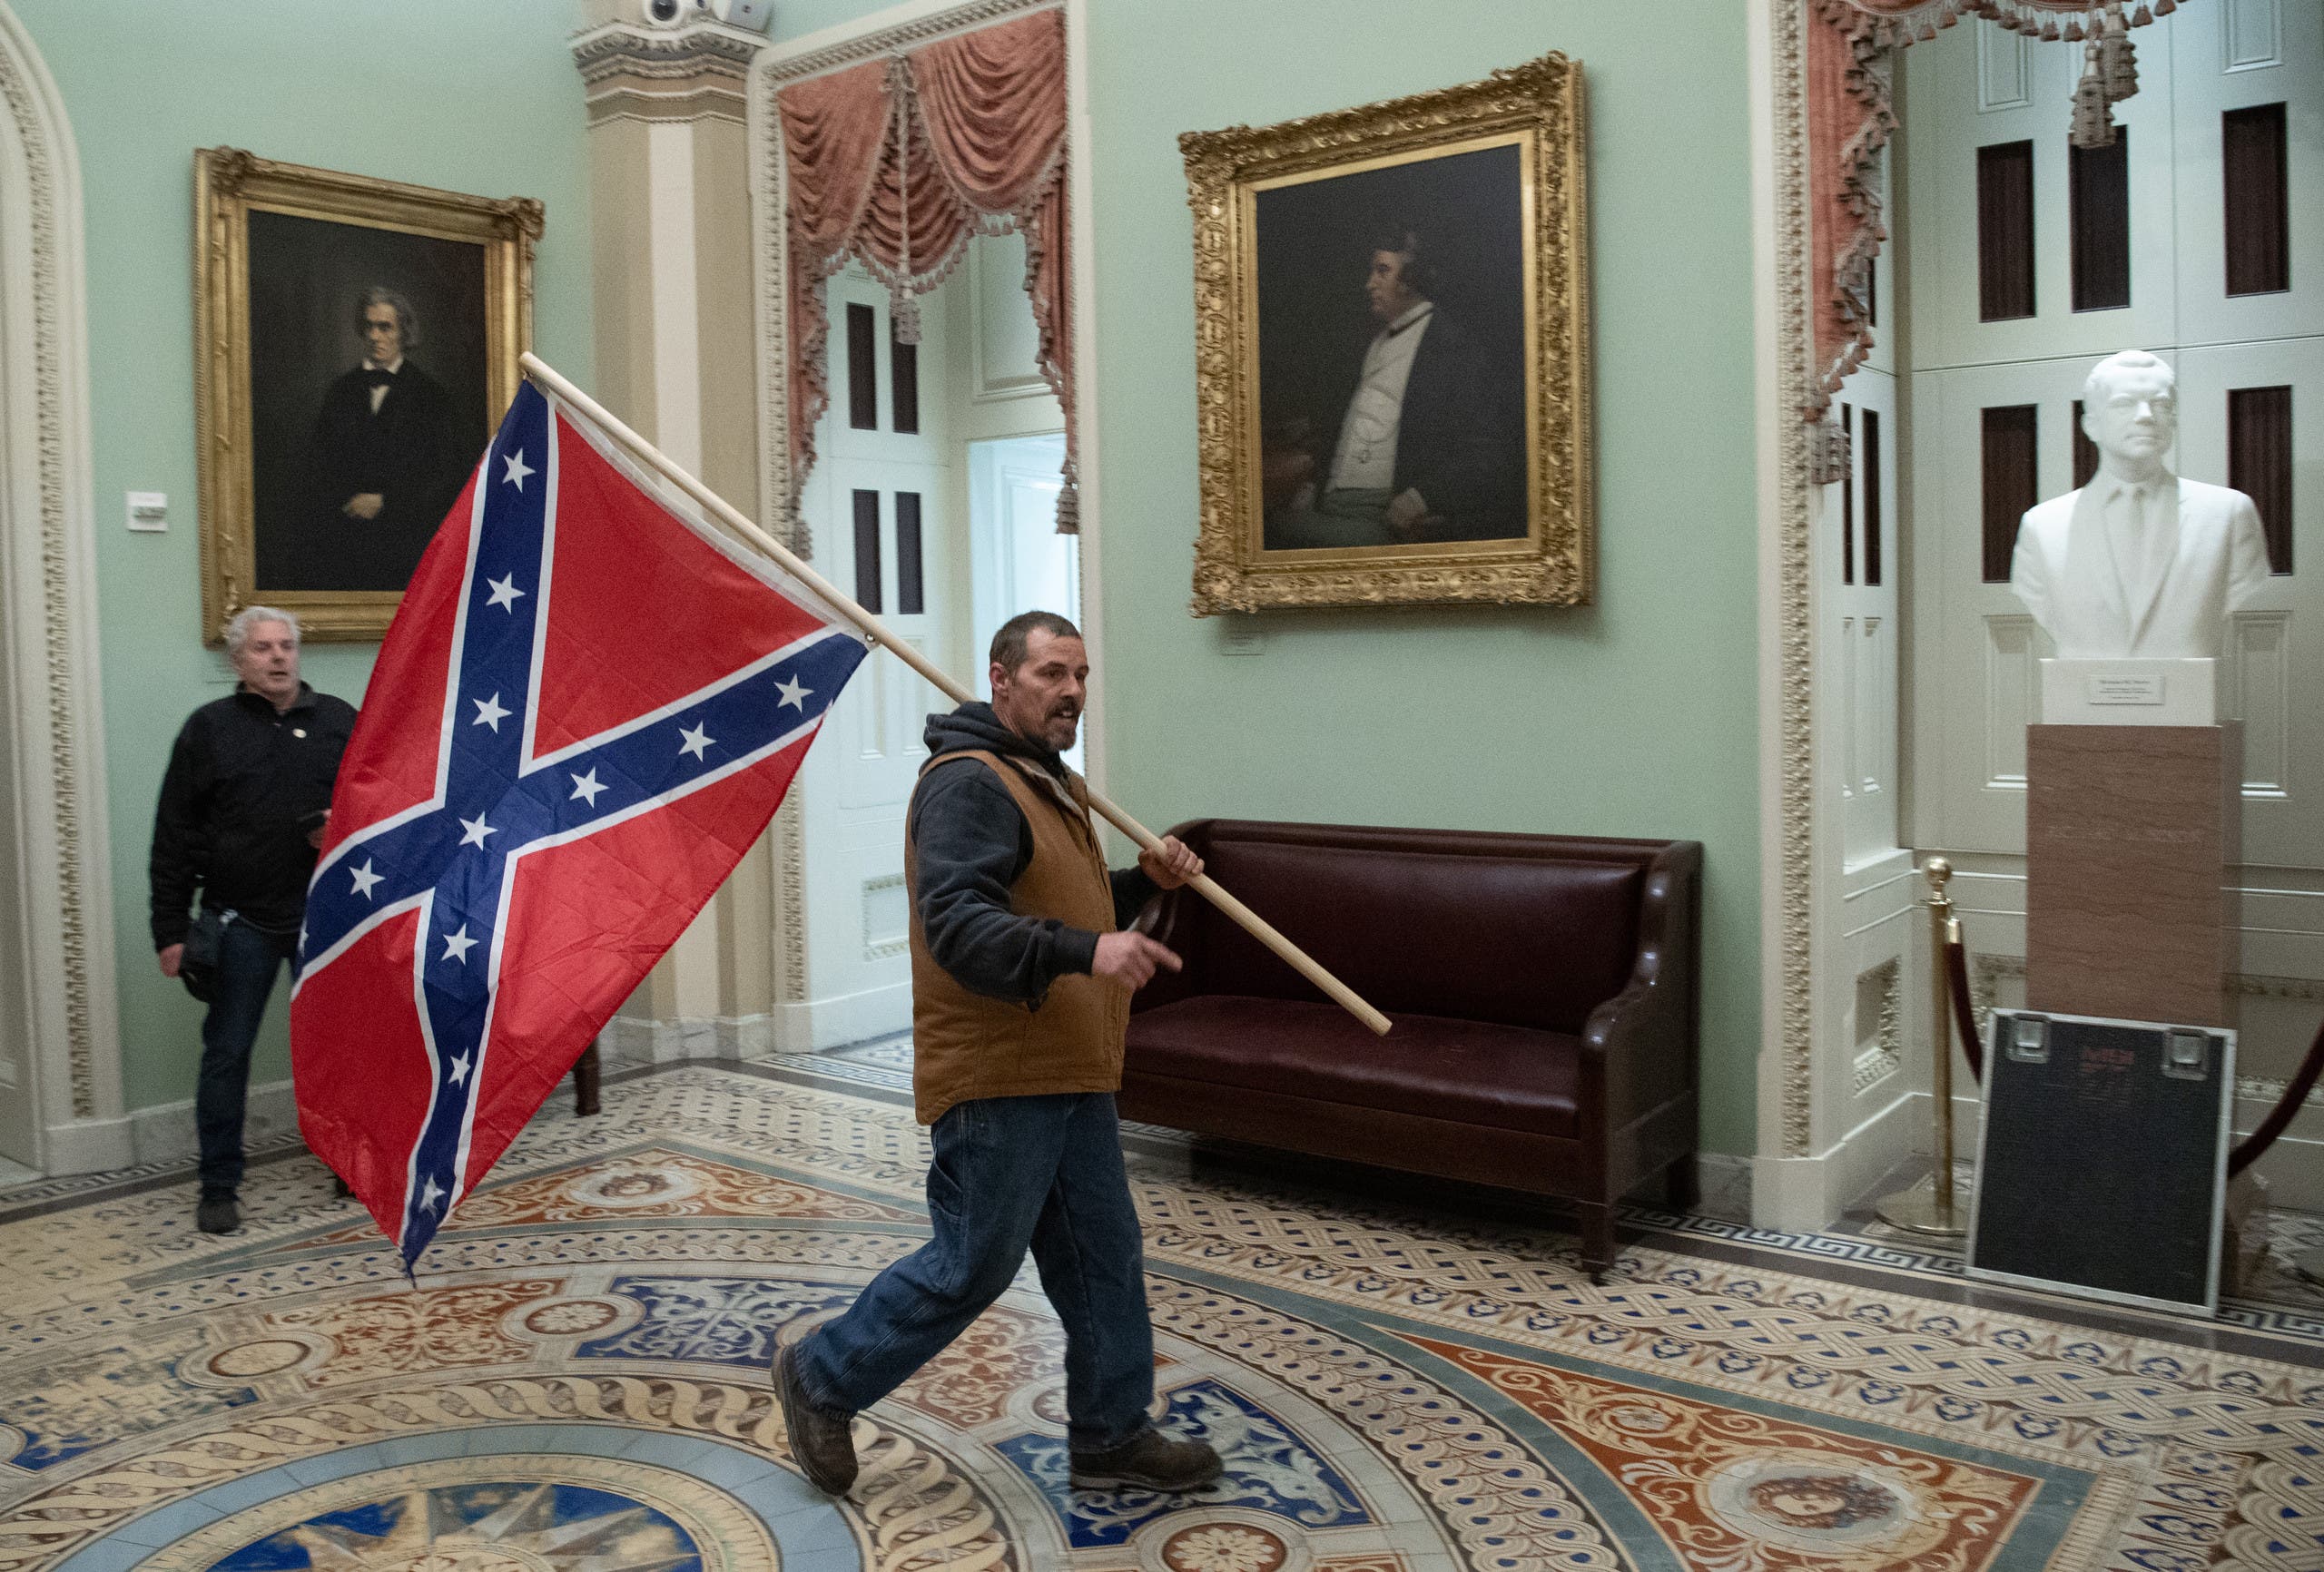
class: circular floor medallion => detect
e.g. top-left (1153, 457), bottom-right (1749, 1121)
top-left (202, 1338), bottom-right (315, 1380)
top-left (561, 1164), bottom-right (705, 1210)
top-left (1161, 1521), bottom-right (1289, 1572)
top-left (519, 1298), bottom-right (624, 1337)
top-left (141, 1453), bottom-right (778, 1572)
top-left (1702, 1450), bottom-right (1939, 1557)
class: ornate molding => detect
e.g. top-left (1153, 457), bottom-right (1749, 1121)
top-left (759, 0), bottom-right (1058, 84)
top-left (0, 1), bottom-right (108, 1126)
top-left (571, 20), bottom-right (767, 124)
top-left (1770, 0), bottom-right (1817, 1156)
top-left (1852, 958), bottom-right (1902, 1094)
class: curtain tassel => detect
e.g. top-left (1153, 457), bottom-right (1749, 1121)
top-left (2070, 42), bottom-right (2116, 148)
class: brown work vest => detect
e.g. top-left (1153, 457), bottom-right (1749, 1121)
top-left (906, 749), bottom-right (1129, 1125)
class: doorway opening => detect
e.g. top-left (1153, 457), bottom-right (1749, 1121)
top-left (969, 432), bottom-right (1081, 774)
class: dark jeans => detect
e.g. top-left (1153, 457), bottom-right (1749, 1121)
top-left (792, 1092), bottom-right (1155, 1451)
top-left (195, 914), bottom-right (299, 1198)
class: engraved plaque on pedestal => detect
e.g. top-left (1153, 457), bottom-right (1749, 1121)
top-left (2025, 723), bottom-right (2239, 1028)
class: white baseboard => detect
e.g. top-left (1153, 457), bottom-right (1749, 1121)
top-left (1750, 1089), bottom-right (1919, 1232)
top-left (770, 982), bottom-right (911, 1054)
top-left (40, 1114), bottom-right (134, 1175)
top-left (605, 983), bottom-right (910, 1065)
top-left (123, 1076), bottom-right (301, 1169)
top-left (1691, 1151), bottom-right (1754, 1223)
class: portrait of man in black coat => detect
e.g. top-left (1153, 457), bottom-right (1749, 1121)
top-left (297, 288), bottom-right (469, 591)
top-left (1251, 142), bottom-right (1531, 555)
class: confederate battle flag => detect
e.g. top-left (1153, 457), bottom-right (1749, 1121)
top-left (291, 380), bottom-right (867, 1266)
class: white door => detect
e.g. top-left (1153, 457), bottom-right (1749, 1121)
top-left (793, 269), bottom-right (960, 1046)
top-left (969, 432), bottom-right (1080, 771)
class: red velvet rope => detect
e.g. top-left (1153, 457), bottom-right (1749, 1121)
top-left (2231, 1010), bottom-right (2324, 1176)
top-left (1943, 937), bottom-right (1984, 1083)
top-left (1943, 933), bottom-right (2323, 1174)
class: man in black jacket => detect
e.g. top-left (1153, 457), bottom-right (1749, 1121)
top-left (1264, 229), bottom-right (1525, 551)
top-left (296, 287), bottom-right (468, 592)
top-left (152, 606), bottom-right (356, 1233)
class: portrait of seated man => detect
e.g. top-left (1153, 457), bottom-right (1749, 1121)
top-left (1262, 228), bottom-right (1526, 552)
top-left (296, 286), bottom-right (469, 592)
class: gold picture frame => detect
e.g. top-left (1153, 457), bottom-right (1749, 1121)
top-left (1181, 54), bottom-right (1590, 614)
top-left (194, 147), bottom-right (540, 644)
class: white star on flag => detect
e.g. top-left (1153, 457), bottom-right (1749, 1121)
top-left (776, 675), bottom-right (812, 710)
top-left (441, 925), bottom-right (479, 964)
top-left (350, 860), bottom-right (383, 899)
top-left (458, 814), bottom-right (496, 849)
top-left (484, 573), bottom-right (526, 612)
top-left (472, 693), bottom-right (511, 732)
top-left (678, 722), bottom-right (714, 760)
top-left (502, 448), bottom-right (534, 490)
top-left (419, 1175), bottom-right (445, 1213)
top-left (569, 767), bottom-right (607, 806)
top-left (448, 1053), bottom-right (471, 1086)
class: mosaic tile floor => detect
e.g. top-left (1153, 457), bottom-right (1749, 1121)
top-left (0, 1052), bottom-right (2317, 1572)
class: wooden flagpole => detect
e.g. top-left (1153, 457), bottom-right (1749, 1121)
top-left (520, 354), bottom-right (1392, 1037)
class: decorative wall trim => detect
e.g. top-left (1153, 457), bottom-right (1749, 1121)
top-left (759, 0), bottom-right (1059, 85)
top-left (571, 19), bottom-right (764, 126)
top-left (0, 0), bottom-right (122, 1162)
top-left (1852, 958), bottom-right (1902, 1094)
top-left (861, 872), bottom-right (909, 962)
top-left (1768, 0), bottom-right (1818, 1157)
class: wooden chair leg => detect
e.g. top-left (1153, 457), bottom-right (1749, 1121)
top-left (1664, 1153), bottom-right (1700, 1213)
top-left (573, 1040), bottom-right (602, 1117)
top-left (1578, 1202), bottom-right (1617, 1284)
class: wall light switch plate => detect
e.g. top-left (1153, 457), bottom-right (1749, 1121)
top-left (125, 491), bottom-right (167, 532)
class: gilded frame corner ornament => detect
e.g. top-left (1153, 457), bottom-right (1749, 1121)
top-left (193, 147), bottom-right (540, 644)
top-left (1180, 53), bottom-right (1591, 615)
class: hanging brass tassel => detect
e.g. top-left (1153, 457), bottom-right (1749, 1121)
top-left (2071, 41), bottom-right (2116, 148)
top-left (2101, 33), bottom-right (2139, 103)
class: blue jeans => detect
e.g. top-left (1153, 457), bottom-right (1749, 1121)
top-left (792, 1092), bottom-right (1156, 1451)
top-left (195, 914), bottom-right (298, 1198)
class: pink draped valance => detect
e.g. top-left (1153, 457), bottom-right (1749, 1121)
top-left (777, 9), bottom-right (1077, 530)
top-left (1805, 0), bottom-right (2181, 452)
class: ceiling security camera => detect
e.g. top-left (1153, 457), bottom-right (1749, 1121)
top-left (638, 0), bottom-right (773, 28)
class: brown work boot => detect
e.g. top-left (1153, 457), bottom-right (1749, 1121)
top-left (773, 1344), bottom-right (858, 1495)
top-left (1069, 1428), bottom-right (1224, 1492)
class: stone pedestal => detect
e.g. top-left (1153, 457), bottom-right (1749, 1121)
top-left (2025, 723), bottom-right (2239, 1028)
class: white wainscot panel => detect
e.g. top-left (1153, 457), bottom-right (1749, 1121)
top-left (1983, 614), bottom-right (2036, 790)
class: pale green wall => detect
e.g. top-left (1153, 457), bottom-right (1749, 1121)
top-left (1081, 2), bottom-right (1762, 1154)
top-left (11, 0), bottom-right (595, 1114)
top-left (23, 0), bottom-right (1763, 1155)
top-left (757, 0), bottom-right (1763, 1154)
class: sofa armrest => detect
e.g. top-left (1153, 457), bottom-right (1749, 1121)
top-left (1128, 882), bottom-right (1205, 1015)
top-left (1578, 844), bottom-right (1702, 1142)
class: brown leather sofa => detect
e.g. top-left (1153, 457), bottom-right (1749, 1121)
top-left (1121, 820), bottom-right (1703, 1281)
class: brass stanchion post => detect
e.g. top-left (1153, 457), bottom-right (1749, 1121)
top-left (1877, 858), bottom-right (1972, 1237)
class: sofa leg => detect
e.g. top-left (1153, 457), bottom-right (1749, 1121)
top-left (1578, 1203), bottom-right (1616, 1284)
top-left (1664, 1154), bottom-right (1699, 1213)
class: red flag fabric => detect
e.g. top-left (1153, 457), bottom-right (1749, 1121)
top-left (291, 381), bottom-right (867, 1265)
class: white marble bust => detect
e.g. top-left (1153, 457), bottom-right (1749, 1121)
top-left (2010, 350), bottom-right (2272, 660)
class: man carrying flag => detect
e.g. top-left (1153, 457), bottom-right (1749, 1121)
top-left (291, 379), bottom-right (868, 1266)
top-left (773, 612), bottom-right (1225, 1498)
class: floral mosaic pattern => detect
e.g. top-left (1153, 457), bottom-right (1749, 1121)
top-left (0, 1061), bottom-right (2315, 1572)
top-left (995, 1380), bottom-right (1368, 1547)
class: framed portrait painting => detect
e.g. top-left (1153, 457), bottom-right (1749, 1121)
top-left (194, 147), bottom-right (540, 643)
top-left (1181, 54), bottom-right (1591, 613)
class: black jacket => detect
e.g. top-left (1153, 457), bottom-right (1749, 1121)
top-left (293, 359), bottom-right (468, 592)
top-left (1323, 309), bottom-right (1526, 541)
top-left (149, 683), bottom-right (357, 948)
top-left (911, 703), bottom-right (1157, 1006)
